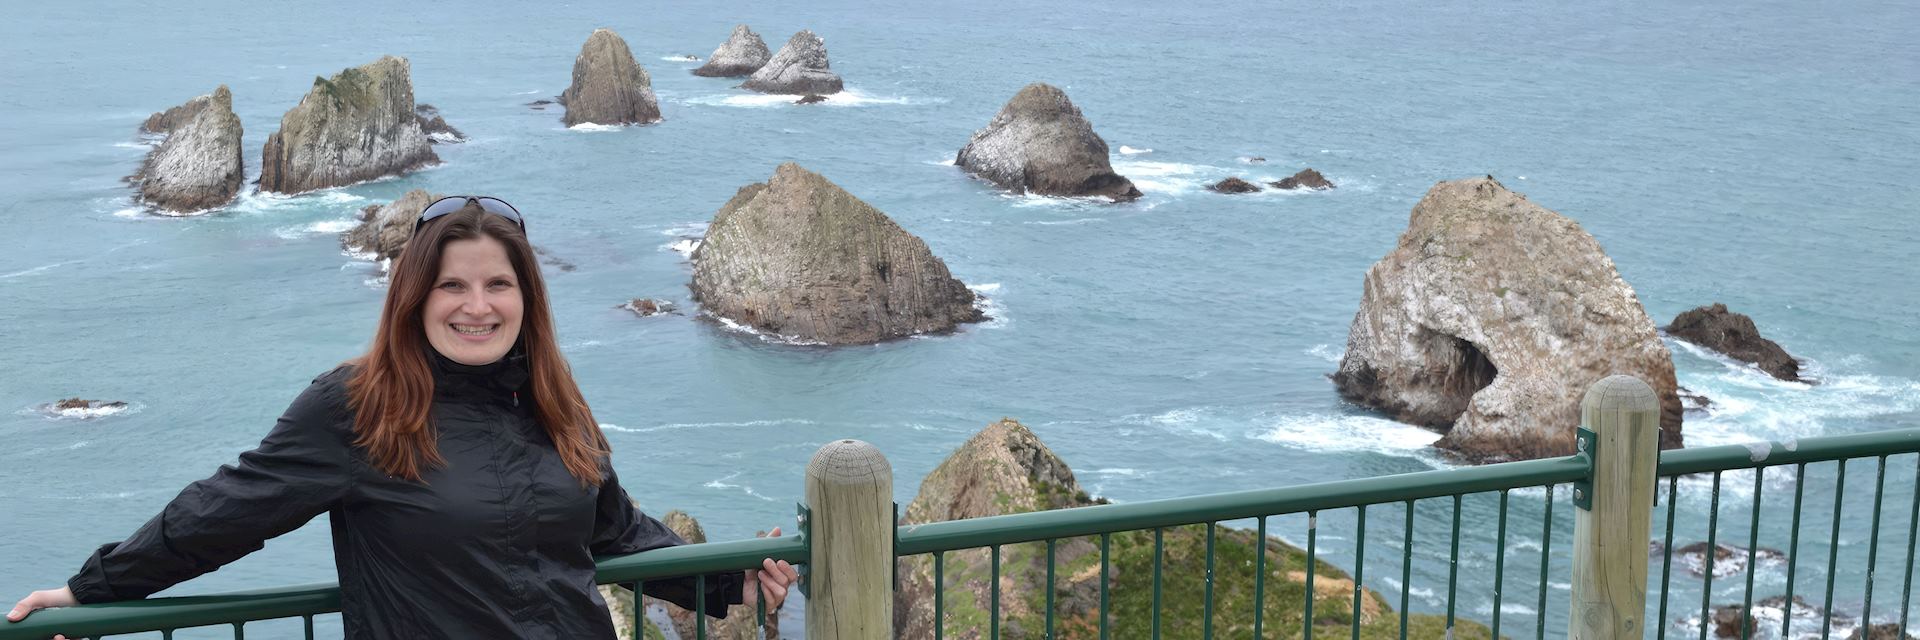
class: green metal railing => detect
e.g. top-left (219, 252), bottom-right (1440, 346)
top-left (5, 425), bottom-right (1916, 639)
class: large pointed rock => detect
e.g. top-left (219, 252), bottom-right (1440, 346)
top-left (259, 56), bottom-right (439, 195)
top-left (1666, 303), bottom-right (1804, 383)
top-left (690, 163), bottom-right (983, 345)
top-left (692, 25), bottom-right (771, 78)
top-left (740, 30), bottom-right (843, 95)
top-left (955, 83), bottom-right (1141, 202)
top-left (133, 86), bottom-right (244, 214)
top-left (894, 419), bottom-right (1492, 639)
top-left (1332, 176), bottom-right (1683, 461)
top-left (560, 28), bottom-right (662, 127)
top-left (341, 189), bottom-right (443, 261)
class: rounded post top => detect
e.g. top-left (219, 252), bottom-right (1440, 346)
top-left (1580, 374), bottom-right (1658, 412)
top-left (806, 438), bottom-right (892, 485)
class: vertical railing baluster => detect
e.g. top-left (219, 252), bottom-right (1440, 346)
top-left (1492, 490), bottom-right (1508, 640)
top-left (1204, 522), bottom-right (1216, 640)
top-left (1352, 506), bottom-right (1367, 640)
top-left (1742, 468), bottom-right (1765, 640)
top-left (1785, 464), bottom-right (1806, 639)
top-left (1660, 476), bottom-right (1678, 640)
top-left (1700, 471), bottom-right (1722, 640)
top-left (1257, 516), bottom-right (1268, 640)
top-left (1101, 532), bottom-right (1111, 640)
top-left (1823, 459), bottom-right (1848, 640)
top-left (1047, 538), bottom-right (1057, 640)
top-left (1864, 456), bottom-right (1888, 631)
top-left (304, 614), bottom-right (315, 640)
top-left (1152, 528), bottom-right (1164, 640)
top-left (1402, 500), bottom-right (1414, 640)
top-left (1901, 454), bottom-right (1920, 637)
top-left (1537, 484), bottom-right (1554, 640)
top-left (233, 621), bottom-right (244, 640)
top-left (1306, 510), bottom-right (1318, 640)
top-left (1446, 494), bottom-right (1461, 636)
top-left (164, 629), bottom-right (174, 639)
top-left (935, 552), bottom-right (945, 640)
top-left (992, 545), bottom-right (1002, 640)
top-left (696, 574), bottom-right (707, 640)
top-left (634, 581), bottom-right (646, 639)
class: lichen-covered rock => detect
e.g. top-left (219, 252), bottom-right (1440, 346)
top-left (341, 189), bottom-right (442, 261)
top-left (690, 163), bottom-right (984, 345)
top-left (740, 30), bottom-right (843, 95)
top-left (1208, 177), bottom-right (1261, 194)
top-left (1271, 168), bottom-right (1335, 190)
top-left (561, 29), bottom-right (662, 127)
top-left (133, 86), bottom-right (244, 213)
top-left (693, 25), bottom-right (771, 78)
top-left (1666, 303), bottom-right (1804, 383)
top-left (259, 56), bottom-right (439, 194)
top-left (955, 83), bottom-right (1140, 202)
top-left (412, 104), bottom-right (465, 143)
top-left (1332, 176), bottom-right (1683, 461)
top-left (894, 419), bottom-right (1491, 639)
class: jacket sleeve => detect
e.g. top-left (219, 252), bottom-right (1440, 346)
top-left (67, 370), bottom-right (355, 603)
top-left (590, 464), bottom-right (743, 619)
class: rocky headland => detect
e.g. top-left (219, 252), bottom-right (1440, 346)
top-left (689, 163), bottom-right (984, 345)
top-left (1331, 176), bottom-right (1683, 461)
top-left (895, 418), bottom-right (1492, 639)
top-left (741, 30), bottom-right (843, 95)
top-left (1666, 303), bottom-right (1804, 383)
top-left (560, 28), bottom-right (662, 127)
top-left (259, 56), bottom-right (440, 194)
top-left (954, 83), bottom-right (1140, 202)
top-left (132, 85), bottom-right (245, 213)
top-left (693, 25), bottom-right (771, 78)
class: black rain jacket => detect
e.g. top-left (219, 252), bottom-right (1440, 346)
top-left (67, 351), bottom-right (740, 639)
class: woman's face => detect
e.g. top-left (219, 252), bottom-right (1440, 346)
top-left (422, 236), bottom-right (525, 366)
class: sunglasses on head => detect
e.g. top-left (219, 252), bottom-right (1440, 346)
top-left (414, 196), bottom-right (526, 233)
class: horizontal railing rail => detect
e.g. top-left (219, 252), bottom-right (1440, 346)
top-left (6, 414), bottom-right (1915, 639)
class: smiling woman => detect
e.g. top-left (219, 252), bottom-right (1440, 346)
top-left (6, 200), bottom-right (799, 639)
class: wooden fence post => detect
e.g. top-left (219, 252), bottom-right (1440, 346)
top-left (1569, 374), bottom-right (1661, 639)
top-left (804, 439), bottom-right (894, 639)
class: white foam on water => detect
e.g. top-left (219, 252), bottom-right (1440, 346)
top-left (968, 282), bottom-right (1008, 330)
top-left (112, 207), bottom-right (145, 219)
top-left (1023, 217), bottom-right (1107, 226)
top-left (1670, 338), bottom-right (1920, 449)
top-left (567, 122), bottom-right (624, 132)
top-left (702, 471), bottom-right (777, 502)
top-left (1091, 468), bottom-right (1141, 476)
top-left (682, 88), bottom-right (925, 109)
top-left (660, 55), bottom-right (700, 62)
top-left (427, 131), bottom-right (464, 144)
top-left (1253, 414), bottom-right (1444, 463)
top-left (273, 218), bottom-right (358, 239)
top-left (1306, 343), bottom-right (1343, 364)
top-left (515, 89), bottom-right (543, 95)
top-left (1380, 577), bottom-right (1443, 606)
top-left (667, 238), bottom-right (701, 257)
top-left (926, 158), bottom-right (957, 166)
top-left (970, 282), bottom-right (1001, 294)
top-left (709, 314), bottom-right (829, 346)
top-left (35, 402), bottom-right (139, 420)
top-left (1128, 408), bottom-right (1231, 442)
top-left (112, 141), bottom-right (152, 149)
top-left (1118, 145), bottom-right (1152, 155)
top-left (20, 440), bottom-right (91, 457)
top-left (229, 189), bottom-right (368, 217)
top-left (1110, 159), bottom-right (1222, 195)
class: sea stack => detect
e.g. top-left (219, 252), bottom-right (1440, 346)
top-left (740, 30), bottom-right (843, 95)
top-left (690, 163), bottom-right (983, 345)
top-left (133, 85), bottom-right (245, 213)
top-left (341, 189), bottom-right (443, 260)
top-left (1332, 176), bottom-right (1683, 461)
top-left (1666, 303), bottom-right (1805, 383)
top-left (955, 82), bottom-right (1141, 201)
top-left (258, 56), bottom-right (439, 195)
top-left (1271, 168), bottom-right (1335, 190)
top-left (692, 25), bottom-right (771, 78)
top-left (560, 28), bottom-right (662, 127)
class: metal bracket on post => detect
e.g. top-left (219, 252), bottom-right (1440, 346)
top-left (795, 502), bottom-right (811, 599)
top-left (1573, 427), bottom-right (1598, 510)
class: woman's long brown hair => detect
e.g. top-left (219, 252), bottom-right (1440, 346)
top-left (346, 204), bottom-right (609, 487)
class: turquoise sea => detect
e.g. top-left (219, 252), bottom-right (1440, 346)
top-left (3, 0), bottom-right (1917, 637)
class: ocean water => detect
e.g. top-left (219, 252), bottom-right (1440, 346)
top-left (2, 0), bottom-right (1917, 637)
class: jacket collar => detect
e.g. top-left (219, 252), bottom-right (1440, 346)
top-left (426, 345), bottom-right (530, 402)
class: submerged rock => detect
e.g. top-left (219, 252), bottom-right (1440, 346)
top-left (794, 94), bottom-right (828, 105)
top-left (692, 24), bottom-right (771, 78)
top-left (1666, 303), bottom-right (1804, 383)
top-left (1208, 177), bottom-right (1262, 193)
top-left (526, 99), bottom-right (555, 109)
top-left (413, 104), bottom-right (465, 143)
top-left (1653, 541), bottom-right (1786, 578)
top-left (1696, 595), bottom-right (1853, 639)
top-left (1271, 168), bottom-right (1335, 190)
top-left (954, 82), bottom-right (1141, 202)
top-left (1852, 624), bottom-right (1919, 640)
top-left (561, 29), bottom-right (662, 127)
top-left (341, 189), bottom-right (442, 261)
top-left (259, 56), bottom-right (439, 194)
top-left (40, 398), bottom-right (130, 420)
top-left (133, 85), bottom-right (245, 213)
top-left (1331, 176), bottom-right (1683, 461)
top-left (619, 298), bottom-right (676, 317)
top-left (895, 418), bottom-right (1493, 639)
top-left (741, 30), bottom-right (843, 95)
top-left (691, 163), bottom-right (983, 345)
